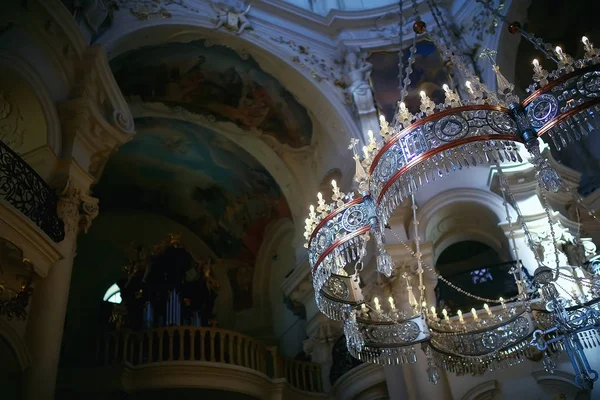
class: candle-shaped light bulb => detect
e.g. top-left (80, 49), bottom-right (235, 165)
top-left (368, 130), bottom-right (374, 140)
top-left (331, 179), bottom-right (337, 188)
top-left (583, 36), bottom-right (590, 46)
top-left (499, 297), bottom-right (506, 309)
top-left (317, 192), bottom-right (323, 201)
top-left (484, 303), bottom-right (492, 316)
top-left (430, 306), bottom-right (438, 319)
top-left (533, 59), bottom-right (539, 67)
top-left (362, 145), bottom-right (369, 159)
top-left (442, 83), bottom-right (450, 93)
top-left (400, 101), bottom-right (406, 110)
top-left (457, 309), bottom-right (464, 323)
top-left (389, 296), bottom-right (396, 310)
top-left (465, 81), bottom-right (473, 94)
top-left (374, 297), bottom-right (380, 311)
top-left (379, 114), bottom-right (386, 122)
top-left (555, 46), bottom-right (563, 55)
top-left (419, 91), bottom-right (426, 100)
top-left (442, 308), bottom-right (449, 322)
top-left (361, 303), bottom-right (367, 312)
top-left (471, 308), bottom-right (479, 321)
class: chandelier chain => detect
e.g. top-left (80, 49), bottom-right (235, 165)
top-left (389, 228), bottom-right (520, 304)
top-left (496, 161), bottom-right (527, 301)
top-left (410, 194), bottom-right (426, 312)
top-left (396, 0), bottom-right (405, 94)
top-left (538, 188), bottom-right (564, 279)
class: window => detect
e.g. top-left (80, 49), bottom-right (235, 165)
top-left (103, 283), bottom-right (122, 304)
top-left (470, 268), bottom-right (493, 284)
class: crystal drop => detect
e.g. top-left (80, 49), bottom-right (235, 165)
top-left (427, 366), bottom-right (440, 384)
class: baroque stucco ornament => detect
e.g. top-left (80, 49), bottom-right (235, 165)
top-left (211, 0), bottom-right (253, 35)
top-left (57, 179), bottom-right (99, 238)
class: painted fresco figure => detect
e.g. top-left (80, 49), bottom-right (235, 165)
top-left (211, 1), bottom-right (252, 35)
top-left (344, 50), bottom-right (376, 115)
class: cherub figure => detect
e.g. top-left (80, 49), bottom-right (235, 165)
top-left (344, 49), bottom-right (375, 114)
top-left (211, 1), bottom-right (253, 35)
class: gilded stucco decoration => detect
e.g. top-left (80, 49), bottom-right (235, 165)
top-left (270, 36), bottom-right (346, 88)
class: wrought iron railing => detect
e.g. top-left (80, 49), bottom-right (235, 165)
top-left (435, 261), bottom-right (533, 313)
top-left (0, 140), bottom-right (64, 242)
top-left (98, 326), bottom-right (324, 393)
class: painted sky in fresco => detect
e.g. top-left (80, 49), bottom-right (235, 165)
top-left (111, 40), bottom-right (313, 148)
top-left (94, 117), bottom-right (291, 310)
top-left (369, 41), bottom-right (448, 122)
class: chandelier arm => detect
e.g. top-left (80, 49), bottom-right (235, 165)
top-left (389, 228), bottom-right (520, 303)
top-left (474, 0), bottom-right (559, 64)
top-left (565, 186), bottom-right (600, 227)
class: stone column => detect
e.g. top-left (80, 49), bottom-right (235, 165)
top-left (24, 168), bottom-right (98, 400)
top-left (303, 316), bottom-right (342, 393)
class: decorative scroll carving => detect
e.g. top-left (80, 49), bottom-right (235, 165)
top-left (0, 140), bottom-right (65, 242)
top-left (211, 0), bottom-right (253, 35)
top-left (57, 179), bottom-right (99, 238)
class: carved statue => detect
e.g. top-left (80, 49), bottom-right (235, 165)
top-left (344, 49), bottom-right (376, 115)
top-left (211, 1), bottom-right (252, 35)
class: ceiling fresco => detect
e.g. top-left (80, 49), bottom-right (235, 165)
top-left (110, 40), bottom-right (313, 149)
top-left (369, 41), bottom-right (448, 122)
top-left (94, 117), bottom-right (291, 310)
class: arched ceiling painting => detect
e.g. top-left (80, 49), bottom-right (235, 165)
top-left (94, 117), bottom-right (291, 310)
top-left (110, 40), bottom-right (313, 148)
top-left (368, 41), bottom-right (448, 122)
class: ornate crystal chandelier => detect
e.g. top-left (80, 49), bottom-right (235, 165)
top-left (305, 0), bottom-right (600, 389)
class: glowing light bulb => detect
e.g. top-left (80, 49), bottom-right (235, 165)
top-left (555, 46), bottom-right (563, 55)
top-left (361, 303), bottom-right (367, 312)
top-left (583, 36), bottom-right (590, 46)
top-left (400, 101), bottom-right (406, 110)
top-left (499, 297), bottom-right (506, 309)
top-left (430, 306), bottom-right (438, 319)
top-left (419, 90), bottom-right (426, 99)
top-left (465, 81), bottom-right (473, 94)
top-left (484, 303), bottom-right (492, 316)
top-left (389, 296), bottom-right (396, 310)
top-left (362, 145), bottom-right (369, 159)
top-left (532, 59), bottom-right (539, 67)
top-left (317, 192), bottom-right (323, 201)
top-left (442, 83), bottom-right (450, 93)
top-left (471, 308), bottom-right (479, 321)
top-left (457, 309), bottom-right (464, 323)
top-left (368, 130), bottom-right (374, 140)
top-left (379, 114), bottom-right (386, 122)
top-left (442, 309), bottom-right (449, 322)
top-left (374, 297), bottom-right (380, 311)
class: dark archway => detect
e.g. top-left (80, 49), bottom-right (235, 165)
top-left (434, 241), bottom-right (528, 313)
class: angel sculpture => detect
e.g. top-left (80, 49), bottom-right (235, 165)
top-left (344, 49), bottom-right (376, 115)
top-left (211, 1), bottom-right (253, 35)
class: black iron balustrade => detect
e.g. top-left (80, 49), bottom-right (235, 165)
top-left (435, 261), bottom-right (532, 313)
top-left (0, 140), bottom-right (65, 242)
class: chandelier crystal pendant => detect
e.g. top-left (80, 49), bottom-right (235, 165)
top-left (305, 0), bottom-right (600, 388)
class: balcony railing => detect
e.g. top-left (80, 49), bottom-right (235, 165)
top-left (97, 326), bottom-right (324, 394)
top-left (0, 140), bottom-right (64, 242)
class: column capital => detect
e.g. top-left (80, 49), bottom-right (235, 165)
top-left (56, 176), bottom-right (99, 239)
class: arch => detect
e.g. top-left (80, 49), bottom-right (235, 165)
top-left (532, 370), bottom-right (590, 400)
top-left (0, 319), bottom-right (32, 372)
top-left (127, 105), bottom-right (303, 228)
top-left (0, 52), bottom-right (62, 157)
top-left (461, 379), bottom-right (498, 400)
top-left (416, 188), bottom-right (516, 265)
top-left (98, 22), bottom-right (360, 154)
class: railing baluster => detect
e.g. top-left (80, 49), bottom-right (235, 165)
top-left (209, 330), bottom-right (216, 361)
top-left (220, 332), bottom-right (225, 362)
top-left (228, 334), bottom-right (234, 364)
top-left (200, 329), bottom-right (205, 361)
